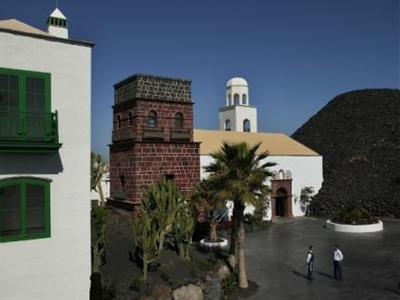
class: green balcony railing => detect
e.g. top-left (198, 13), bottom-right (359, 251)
top-left (0, 107), bottom-right (61, 153)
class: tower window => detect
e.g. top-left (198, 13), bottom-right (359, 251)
top-left (165, 174), bottom-right (175, 181)
top-left (128, 111), bottom-right (133, 127)
top-left (117, 115), bottom-right (121, 129)
top-left (174, 112), bottom-right (184, 128)
top-left (234, 94), bottom-right (240, 105)
top-left (225, 119), bottom-right (231, 131)
top-left (243, 119), bottom-right (251, 132)
top-left (120, 175), bottom-right (125, 192)
top-left (242, 94), bottom-right (247, 105)
top-left (147, 111), bottom-right (157, 128)
top-left (228, 94), bottom-right (232, 105)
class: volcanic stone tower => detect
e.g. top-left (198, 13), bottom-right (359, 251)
top-left (109, 74), bottom-right (200, 209)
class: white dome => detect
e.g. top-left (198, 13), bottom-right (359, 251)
top-left (226, 77), bottom-right (248, 87)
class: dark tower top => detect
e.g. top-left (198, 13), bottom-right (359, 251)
top-left (114, 74), bottom-right (192, 105)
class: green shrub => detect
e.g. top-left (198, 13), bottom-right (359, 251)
top-left (130, 275), bottom-right (145, 292)
top-left (332, 205), bottom-right (379, 225)
top-left (222, 271), bottom-right (239, 299)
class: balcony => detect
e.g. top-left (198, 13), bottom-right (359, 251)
top-left (112, 128), bottom-right (135, 143)
top-left (0, 109), bottom-right (61, 153)
top-left (170, 128), bottom-right (191, 142)
top-left (142, 127), bottom-right (165, 141)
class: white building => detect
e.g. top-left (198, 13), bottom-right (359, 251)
top-left (219, 77), bottom-right (257, 132)
top-left (196, 77), bottom-right (323, 221)
top-left (0, 8), bottom-right (93, 300)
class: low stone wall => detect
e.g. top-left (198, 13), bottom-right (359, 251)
top-left (326, 220), bottom-right (383, 233)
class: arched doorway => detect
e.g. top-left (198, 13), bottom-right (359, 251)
top-left (275, 188), bottom-right (288, 217)
top-left (271, 177), bottom-right (293, 223)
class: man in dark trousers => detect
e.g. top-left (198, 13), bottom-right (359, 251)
top-left (333, 244), bottom-right (344, 280)
top-left (306, 245), bottom-right (315, 281)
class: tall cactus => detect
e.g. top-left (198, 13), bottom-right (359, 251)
top-left (141, 177), bottom-right (181, 253)
top-left (91, 205), bottom-right (109, 274)
top-left (132, 208), bottom-right (161, 282)
top-left (173, 201), bottom-right (195, 260)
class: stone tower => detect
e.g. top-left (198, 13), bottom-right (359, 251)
top-left (109, 74), bottom-right (200, 209)
top-left (219, 77), bottom-right (258, 132)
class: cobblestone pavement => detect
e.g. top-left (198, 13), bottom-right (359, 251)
top-left (241, 217), bottom-right (400, 300)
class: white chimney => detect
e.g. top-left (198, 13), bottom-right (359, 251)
top-left (47, 8), bottom-right (68, 39)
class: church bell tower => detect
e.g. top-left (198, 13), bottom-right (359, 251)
top-left (219, 77), bottom-right (258, 132)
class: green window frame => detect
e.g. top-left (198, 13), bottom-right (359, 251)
top-left (0, 177), bottom-right (51, 243)
top-left (0, 67), bottom-right (51, 113)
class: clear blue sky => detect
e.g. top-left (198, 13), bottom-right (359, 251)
top-left (2, 0), bottom-right (399, 158)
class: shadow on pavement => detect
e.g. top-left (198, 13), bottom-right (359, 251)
top-left (292, 270), bottom-right (308, 280)
top-left (316, 271), bottom-right (335, 279)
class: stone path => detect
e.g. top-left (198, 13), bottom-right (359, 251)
top-left (241, 217), bottom-right (400, 300)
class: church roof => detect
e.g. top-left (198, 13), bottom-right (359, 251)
top-left (193, 129), bottom-right (320, 156)
top-left (0, 18), bottom-right (94, 47)
top-left (0, 19), bottom-right (49, 36)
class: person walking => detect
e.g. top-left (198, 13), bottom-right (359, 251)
top-left (306, 245), bottom-right (315, 281)
top-left (333, 244), bottom-right (344, 280)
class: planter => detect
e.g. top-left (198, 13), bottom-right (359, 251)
top-left (326, 219), bottom-right (383, 233)
top-left (199, 238), bottom-right (228, 248)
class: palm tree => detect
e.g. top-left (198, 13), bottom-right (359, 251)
top-left (192, 179), bottom-right (225, 243)
top-left (204, 142), bottom-right (276, 288)
top-left (91, 152), bottom-right (109, 207)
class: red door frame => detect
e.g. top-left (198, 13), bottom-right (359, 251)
top-left (271, 179), bottom-right (293, 223)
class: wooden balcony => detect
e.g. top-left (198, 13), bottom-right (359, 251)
top-left (142, 127), bottom-right (165, 141)
top-left (170, 128), bottom-right (191, 142)
top-left (112, 128), bottom-right (135, 142)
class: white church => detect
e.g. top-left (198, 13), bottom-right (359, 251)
top-left (194, 77), bottom-right (323, 221)
top-left (0, 8), bottom-right (92, 300)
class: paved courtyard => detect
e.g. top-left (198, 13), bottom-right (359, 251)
top-left (241, 217), bottom-right (400, 300)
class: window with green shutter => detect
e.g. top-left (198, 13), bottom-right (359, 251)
top-left (0, 67), bottom-right (60, 153)
top-left (0, 178), bottom-right (51, 242)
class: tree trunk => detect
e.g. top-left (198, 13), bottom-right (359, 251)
top-left (158, 231), bottom-right (165, 253)
top-left (238, 221), bottom-right (248, 288)
top-left (229, 201), bottom-right (243, 269)
top-left (228, 214), bottom-right (237, 268)
top-left (142, 254), bottom-right (148, 282)
top-left (209, 221), bottom-right (218, 242)
top-left (98, 184), bottom-right (105, 207)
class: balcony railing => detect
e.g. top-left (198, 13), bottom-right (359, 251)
top-left (112, 128), bottom-right (135, 143)
top-left (170, 128), bottom-right (191, 141)
top-left (0, 108), bottom-right (60, 152)
top-left (142, 127), bottom-right (165, 141)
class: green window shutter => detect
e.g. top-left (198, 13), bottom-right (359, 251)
top-left (0, 178), bottom-right (51, 243)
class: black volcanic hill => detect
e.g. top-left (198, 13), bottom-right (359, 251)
top-left (292, 89), bottom-right (400, 218)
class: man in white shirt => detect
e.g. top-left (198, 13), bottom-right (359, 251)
top-left (306, 245), bottom-right (314, 281)
top-left (333, 244), bottom-right (344, 280)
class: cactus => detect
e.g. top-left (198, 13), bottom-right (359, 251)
top-left (132, 207), bottom-right (161, 282)
top-left (173, 201), bottom-right (195, 260)
top-left (91, 205), bottom-right (109, 274)
top-left (141, 177), bottom-right (181, 253)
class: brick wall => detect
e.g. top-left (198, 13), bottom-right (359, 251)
top-left (114, 74), bottom-right (192, 104)
top-left (112, 100), bottom-right (194, 142)
top-left (109, 74), bottom-right (200, 208)
top-left (110, 142), bottom-right (200, 204)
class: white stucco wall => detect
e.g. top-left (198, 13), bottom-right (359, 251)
top-left (200, 154), bottom-right (323, 220)
top-left (0, 31), bottom-right (91, 300)
top-left (219, 105), bottom-right (258, 132)
top-left (226, 85), bottom-right (249, 106)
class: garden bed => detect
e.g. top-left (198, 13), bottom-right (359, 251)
top-left (326, 219), bottom-right (383, 233)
